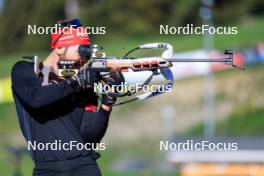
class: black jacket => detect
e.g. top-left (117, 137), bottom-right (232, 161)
top-left (11, 61), bottom-right (110, 162)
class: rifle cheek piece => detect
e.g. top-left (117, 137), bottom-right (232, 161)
top-left (57, 60), bottom-right (80, 77)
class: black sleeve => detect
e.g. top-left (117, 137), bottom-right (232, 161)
top-left (11, 61), bottom-right (79, 109)
top-left (80, 107), bottom-right (111, 143)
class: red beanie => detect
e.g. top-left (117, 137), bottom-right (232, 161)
top-left (51, 26), bottom-right (90, 49)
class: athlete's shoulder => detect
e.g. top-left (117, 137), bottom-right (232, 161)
top-left (12, 60), bottom-right (33, 71)
top-left (11, 61), bottom-right (34, 79)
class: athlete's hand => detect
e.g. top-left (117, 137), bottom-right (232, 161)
top-left (102, 94), bottom-right (116, 107)
top-left (75, 68), bottom-right (99, 89)
top-left (101, 71), bottom-right (124, 108)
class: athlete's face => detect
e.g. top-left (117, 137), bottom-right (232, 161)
top-left (55, 45), bottom-right (87, 64)
top-left (53, 45), bottom-right (89, 77)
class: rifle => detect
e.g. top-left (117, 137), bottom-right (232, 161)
top-left (81, 43), bottom-right (244, 71)
top-left (23, 43), bottom-right (244, 106)
top-left (78, 43), bottom-right (244, 105)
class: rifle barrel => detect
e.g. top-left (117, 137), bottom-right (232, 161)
top-left (167, 58), bottom-right (231, 62)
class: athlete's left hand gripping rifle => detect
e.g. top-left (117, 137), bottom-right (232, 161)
top-left (79, 43), bottom-right (244, 105)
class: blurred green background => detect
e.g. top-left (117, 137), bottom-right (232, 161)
top-left (0, 0), bottom-right (264, 176)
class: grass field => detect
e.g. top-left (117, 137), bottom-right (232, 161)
top-left (0, 16), bottom-right (264, 175)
